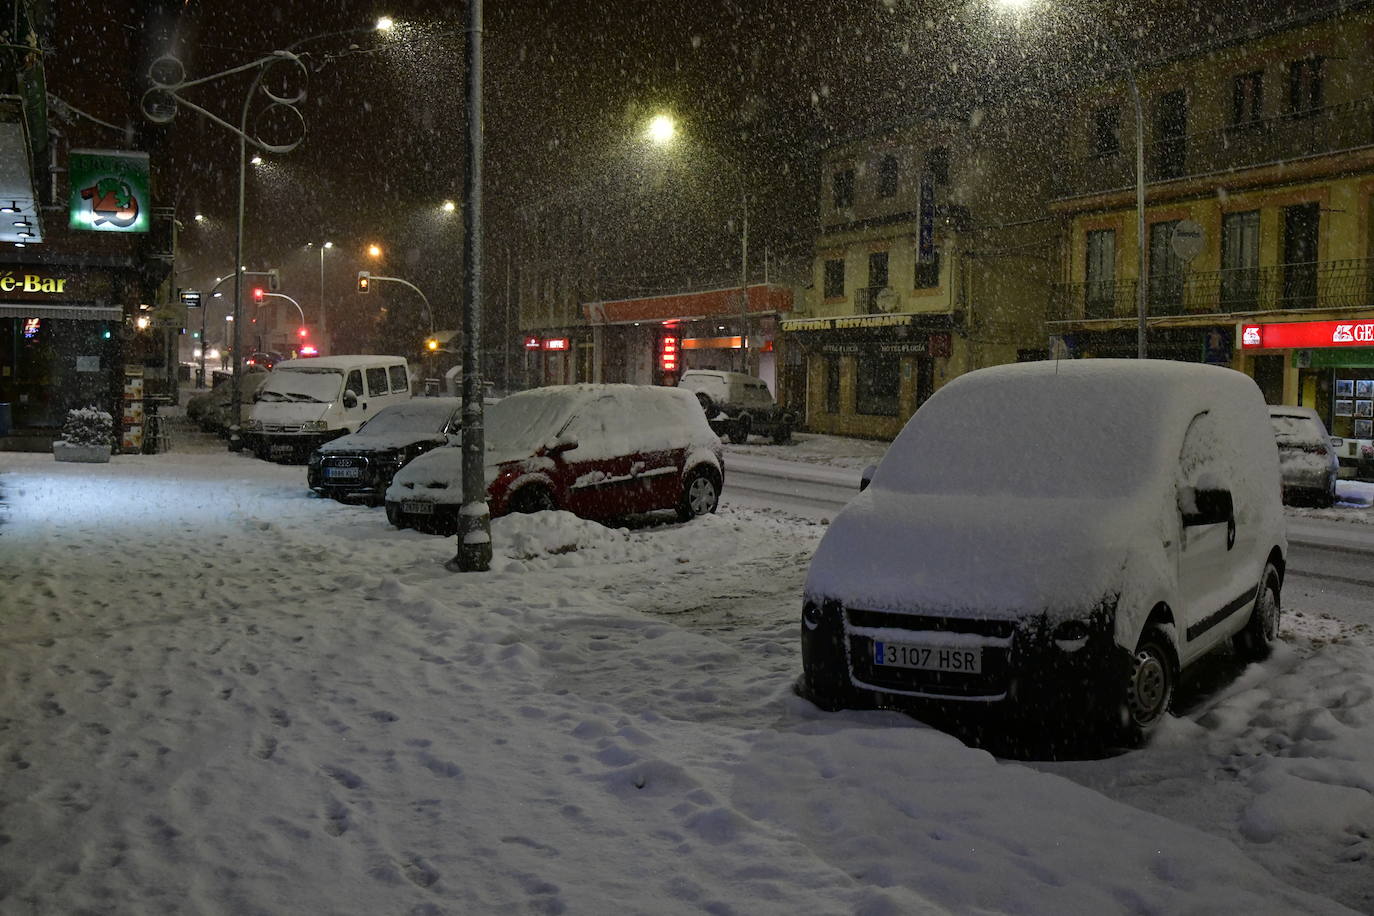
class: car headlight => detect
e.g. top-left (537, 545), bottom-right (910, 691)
top-left (301, 420), bottom-right (329, 432)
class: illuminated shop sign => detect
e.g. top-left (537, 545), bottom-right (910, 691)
top-left (68, 149), bottom-right (152, 233)
top-left (659, 334), bottom-right (679, 373)
top-left (22, 317), bottom-right (40, 338)
top-left (0, 271), bottom-right (70, 295)
top-left (524, 336), bottom-right (541, 350)
top-left (1240, 319), bottom-right (1374, 349)
top-left (542, 338), bottom-right (569, 351)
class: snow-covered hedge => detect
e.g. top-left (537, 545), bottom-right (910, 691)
top-left (58, 406), bottom-right (114, 448)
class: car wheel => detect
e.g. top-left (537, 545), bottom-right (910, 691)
top-left (510, 485), bottom-right (554, 514)
top-left (1235, 563), bottom-right (1281, 661)
top-left (728, 414), bottom-right (751, 444)
top-left (677, 466), bottom-right (720, 521)
top-left (695, 391), bottom-right (720, 420)
top-left (771, 422), bottom-right (792, 445)
top-left (1115, 624), bottom-right (1175, 746)
top-left (385, 502), bottom-right (409, 529)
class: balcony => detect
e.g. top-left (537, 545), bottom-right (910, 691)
top-left (854, 286), bottom-right (898, 314)
top-left (1049, 259), bottom-right (1374, 322)
top-left (1052, 96), bottom-right (1374, 200)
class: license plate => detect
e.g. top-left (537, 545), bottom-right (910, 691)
top-left (325, 466), bottom-right (362, 479)
top-left (402, 499), bottom-right (435, 515)
top-left (873, 641), bottom-right (982, 674)
top-left (270, 443), bottom-right (294, 456)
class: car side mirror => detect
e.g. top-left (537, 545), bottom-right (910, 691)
top-left (543, 433), bottom-right (579, 455)
top-left (1180, 485), bottom-right (1234, 527)
top-left (342, 391), bottom-right (359, 409)
top-left (859, 463), bottom-right (878, 492)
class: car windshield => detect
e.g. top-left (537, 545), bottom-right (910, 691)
top-left (1270, 414), bottom-right (1322, 445)
top-left (484, 391), bottom-right (575, 454)
top-left (356, 401), bottom-right (456, 437)
top-left (258, 368), bottom-right (342, 404)
top-left (877, 373), bottom-right (1161, 499)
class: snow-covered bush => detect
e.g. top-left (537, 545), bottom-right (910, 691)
top-left (59, 406), bottom-right (114, 448)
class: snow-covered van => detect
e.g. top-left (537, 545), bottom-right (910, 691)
top-left (242, 355), bottom-right (412, 462)
top-left (799, 359), bottom-right (1287, 745)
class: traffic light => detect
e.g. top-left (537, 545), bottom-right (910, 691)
top-left (266, 268), bottom-right (281, 291)
top-left (252, 287), bottom-right (265, 303)
top-left (298, 326), bottom-right (308, 338)
top-left (357, 271), bottom-right (371, 293)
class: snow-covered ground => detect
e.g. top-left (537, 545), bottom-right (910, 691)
top-left (1, 447), bottom-right (1372, 914)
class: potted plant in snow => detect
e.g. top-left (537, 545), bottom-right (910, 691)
top-left (53, 406), bottom-right (114, 463)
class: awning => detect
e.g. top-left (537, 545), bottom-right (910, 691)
top-left (0, 303), bottom-right (122, 320)
top-left (584, 283), bottom-right (792, 325)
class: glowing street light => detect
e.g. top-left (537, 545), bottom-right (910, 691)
top-left (376, 16), bottom-right (394, 31)
top-left (646, 113), bottom-right (676, 146)
top-left (367, 243), bottom-right (383, 258)
top-left (250, 154), bottom-right (263, 166)
top-left (442, 200), bottom-right (457, 213)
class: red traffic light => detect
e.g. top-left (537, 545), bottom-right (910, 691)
top-left (252, 287), bottom-right (265, 303)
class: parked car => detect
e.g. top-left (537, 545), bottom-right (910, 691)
top-left (798, 359), bottom-right (1287, 746)
top-left (677, 369), bottom-right (794, 444)
top-left (242, 355), bottom-right (412, 463)
top-left (307, 397), bottom-right (463, 505)
top-left (187, 369), bottom-right (268, 436)
top-left (385, 383), bottom-right (723, 534)
top-left (1268, 405), bottom-right (1339, 508)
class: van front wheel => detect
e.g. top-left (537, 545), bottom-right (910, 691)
top-left (1234, 563), bottom-right (1281, 661)
top-left (1113, 624), bottom-right (1176, 746)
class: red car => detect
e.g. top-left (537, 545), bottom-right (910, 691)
top-left (384, 384), bottom-right (724, 533)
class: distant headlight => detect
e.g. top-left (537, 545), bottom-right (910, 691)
top-left (301, 420), bottom-right (329, 432)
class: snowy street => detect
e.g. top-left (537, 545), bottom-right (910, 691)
top-left (1, 446), bottom-right (1372, 914)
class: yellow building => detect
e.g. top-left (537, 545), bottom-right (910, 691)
top-left (1050, 4), bottom-right (1374, 462)
top-left (786, 113), bottom-right (1053, 438)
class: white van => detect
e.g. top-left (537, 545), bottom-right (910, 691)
top-left (243, 355), bottom-right (412, 462)
top-left (799, 359), bottom-right (1287, 746)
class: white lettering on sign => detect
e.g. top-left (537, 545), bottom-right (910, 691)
top-left (1359, 324), bottom-right (1374, 343)
top-left (1332, 323), bottom-right (1374, 343)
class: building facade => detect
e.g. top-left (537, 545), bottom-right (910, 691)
top-left (785, 115), bottom-right (1053, 438)
top-left (1049, 3), bottom-right (1374, 458)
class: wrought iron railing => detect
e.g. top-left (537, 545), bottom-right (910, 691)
top-left (1050, 259), bottom-right (1374, 322)
top-left (854, 286), bottom-right (890, 314)
top-left (1052, 96), bottom-right (1374, 199)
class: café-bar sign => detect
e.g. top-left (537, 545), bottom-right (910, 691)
top-left (68, 149), bottom-right (151, 233)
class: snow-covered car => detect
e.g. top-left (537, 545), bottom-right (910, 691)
top-left (307, 397), bottom-right (463, 505)
top-left (186, 369), bottom-right (268, 436)
top-left (799, 359), bottom-right (1287, 746)
top-left (678, 369), bottom-right (794, 444)
top-left (385, 384), bottom-right (724, 534)
top-left (1268, 405), bottom-right (1339, 508)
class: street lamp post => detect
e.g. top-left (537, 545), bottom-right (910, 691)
top-left (310, 240), bottom-right (334, 344)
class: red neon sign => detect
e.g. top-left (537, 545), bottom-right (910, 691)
top-left (1240, 319), bottom-right (1374, 349)
top-left (524, 336), bottom-right (541, 350)
top-left (659, 334), bottom-right (679, 373)
top-left (542, 337), bottom-right (569, 351)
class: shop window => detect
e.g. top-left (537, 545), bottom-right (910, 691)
top-left (855, 354), bottom-right (900, 417)
top-left (825, 355), bottom-right (841, 414)
top-left (824, 258), bottom-right (845, 299)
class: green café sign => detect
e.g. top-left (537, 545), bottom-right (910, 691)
top-left (68, 149), bottom-right (151, 233)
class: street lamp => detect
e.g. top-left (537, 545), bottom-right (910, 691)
top-left (368, 243), bottom-right (383, 258)
top-left (646, 113), bottom-right (676, 146)
top-left (308, 240), bottom-right (334, 341)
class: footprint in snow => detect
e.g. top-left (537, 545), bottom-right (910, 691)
top-left (321, 764), bottom-right (363, 789)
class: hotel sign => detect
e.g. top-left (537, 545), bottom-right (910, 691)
top-left (1240, 319), bottom-right (1374, 349)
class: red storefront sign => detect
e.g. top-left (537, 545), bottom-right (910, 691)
top-left (1240, 319), bottom-right (1374, 349)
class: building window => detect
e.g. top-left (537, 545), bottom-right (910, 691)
top-left (832, 168), bottom-right (855, 209)
top-left (1231, 70), bottom-right (1263, 125)
top-left (1221, 210), bottom-right (1260, 309)
top-left (855, 354), bottom-right (900, 417)
top-left (1148, 221), bottom-right (1185, 313)
top-left (825, 355), bottom-right (841, 414)
top-left (915, 248), bottom-right (941, 289)
top-left (823, 258), bottom-right (845, 299)
top-left (1092, 105), bottom-right (1120, 157)
top-left (1288, 56), bottom-right (1324, 114)
top-left (1154, 88), bottom-right (1187, 179)
top-left (868, 251), bottom-right (889, 289)
top-left (925, 147), bottom-right (949, 186)
top-left (1085, 229), bottom-right (1116, 318)
top-left (878, 155), bottom-right (898, 198)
